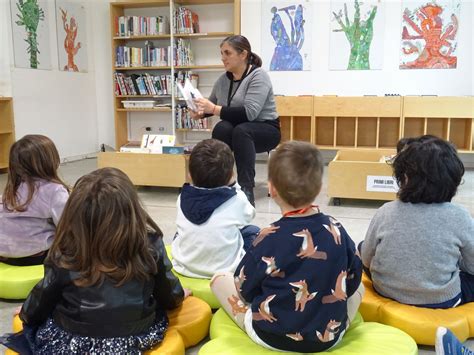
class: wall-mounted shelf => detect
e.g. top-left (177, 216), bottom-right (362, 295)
top-left (0, 97), bottom-right (15, 170)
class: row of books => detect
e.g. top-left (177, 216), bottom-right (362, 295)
top-left (174, 38), bottom-right (194, 66)
top-left (175, 105), bottom-right (210, 130)
top-left (115, 45), bottom-right (171, 67)
top-left (115, 71), bottom-right (199, 97)
top-left (174, 7), bottom-right (199, 34)
top-left (115, 16), bottom-right (170, 37)
top-left (115, 73), bottom-right (173, 96)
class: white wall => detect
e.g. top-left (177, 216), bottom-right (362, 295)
top-left (242, 0), bottom-right (473, 96)
top-left (0, 0), bottom-right (109, 160)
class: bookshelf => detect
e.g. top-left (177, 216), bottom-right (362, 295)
top-left (402, 96), bottom-right (474, 152)
top-left (99, 0), bottom-right (240, 187)
top-left (0, 98), bottom-right (15, 170)
top-left (273, 96), bottom-right (474, 153)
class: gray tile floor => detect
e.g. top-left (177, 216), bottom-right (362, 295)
top-left (1, 158), bottom-right (473, 354)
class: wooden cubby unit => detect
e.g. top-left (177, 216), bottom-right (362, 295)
top-left (313, 96), bottom-right (403, 150)
top-left (403, 96), bottom-right (474, 152)
top-left (275, 96), bottom-right (313, 143)
top-left (0, 97), bottom-right (15, 170)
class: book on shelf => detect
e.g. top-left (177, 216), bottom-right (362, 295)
top-left (174, 7), bottom-right (199, 34)
top-left (115, 16), bottom-right (170, 37)
top-left (176, 79), bottom-right (202, 111)
top-left (115, 73), bottom-right (172, 96)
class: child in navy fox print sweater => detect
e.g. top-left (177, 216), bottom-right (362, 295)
top-left (211, 141), bottom-right (363, 353)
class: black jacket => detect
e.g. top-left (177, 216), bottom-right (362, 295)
top-left (20, 233), bottom-right (184, 337)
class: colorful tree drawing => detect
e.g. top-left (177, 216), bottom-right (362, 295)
top-left (60, 8), bottom-right (81, 72)
top-left (332, 0), bottom-right (377, 70)
top-left (269, 4), bottom-right (305, 71)
top-left (15, 0), bottom-right (45, 69)
top-left (400, 2), bottom-right (458, 69)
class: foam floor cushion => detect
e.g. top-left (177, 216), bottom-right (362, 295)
top-left (359, 273), bottom-right (474, 345)
top-left (200, 309), bottom-right (418, 355)
top-left (165, 245), bottom-right (220, 309)
top-left (0, 262), bottom-right (44, 300)
top-left (8, 296), bottom-right (211, 355)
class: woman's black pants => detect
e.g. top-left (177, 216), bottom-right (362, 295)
top-left (212, 119), bottom-right (281, 188)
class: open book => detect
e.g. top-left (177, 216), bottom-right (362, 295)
top-left (177, 79), bottom-right (203, 111)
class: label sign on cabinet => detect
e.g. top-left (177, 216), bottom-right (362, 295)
top-left (366, 176), bottom-right (399, 193)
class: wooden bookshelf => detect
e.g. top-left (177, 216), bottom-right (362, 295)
top-left (0, 97), bottom-right (15, 170)
top-left (100, 0), bottom-right (240, 187)
top-left (272, 96), bottom-right (473, 153)
top-left (403, 96), bottom-right (474, 152)
top-left (275, 96), bottom-right (313, 143)
top-left (313, 96), bottom-right (403, 149)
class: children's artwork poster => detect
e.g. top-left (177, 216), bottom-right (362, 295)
top-left (55, 0), bottom-right (88, 72)
top-left (329, 0), bottom-right (385, 70)
top-left (261, 0), bottom-right (312, 71)
top-left (400, 1), bottom-right (460, 69)
top-left (10, 0), bottom-right (52, 70)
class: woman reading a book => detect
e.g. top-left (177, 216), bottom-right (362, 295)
top-left (191, 35), bottom-right (280, 206)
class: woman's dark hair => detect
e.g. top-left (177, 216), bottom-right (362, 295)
top-left (221, 35), bottom-right (262, 67)
top-left (2, 134), bottom-right (69, 212)
top-left (49, 167), bottom-right (161, 287)
top-left (392, 135), bottom-right (464, 204)
top-left (189, 139), bottom-right (235, 188)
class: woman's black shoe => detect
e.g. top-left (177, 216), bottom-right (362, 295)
top-left (241, 186), bottom-right (255, 207)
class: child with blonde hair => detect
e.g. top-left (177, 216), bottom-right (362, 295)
top-left (0, 135), bottom-right (69, 265)
top-left (211, 141), bottom-right (363, 352)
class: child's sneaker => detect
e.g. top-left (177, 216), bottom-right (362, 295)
top-left (435, 327), bottom-right (474, 355)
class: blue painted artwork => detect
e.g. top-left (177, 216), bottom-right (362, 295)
top-left (270, 4), bottom-right (305, 71)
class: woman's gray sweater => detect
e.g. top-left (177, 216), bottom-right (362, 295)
top-left (209, 67), bottom-right (278, 123)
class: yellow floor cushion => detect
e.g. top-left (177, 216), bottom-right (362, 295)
top-left (165, 245), bottom-right (220, 308)
top-left (200, 308), bottom-right (418, 355)
top-left (0, 263), bottom-right (44, 300)
top-left (359, 273), bottom-right (474, 345)
top-left (8, 296), bottom-right (211, 355)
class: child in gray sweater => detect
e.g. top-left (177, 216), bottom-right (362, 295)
top-left (361, 135), bottom-right (474, 308)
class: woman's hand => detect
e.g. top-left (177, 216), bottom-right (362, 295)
top-left (195, 98), bottom-right (216, 115)
top-left (189, 109), bottom-right (204, 121)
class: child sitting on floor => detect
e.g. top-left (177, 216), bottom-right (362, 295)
top-left (361, 135), bottom-right (474, 308)
top-left (0, 135), bottom-right (69, 266)
top-left (211, 141), bottom-right (363, 352)
top-left (172, 139), bottom-right (258, 278)
top-left (1, 168), bottom-right (186, 354)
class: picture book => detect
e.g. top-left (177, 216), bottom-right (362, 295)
top-left (177, 78), bottom-right (202, 111)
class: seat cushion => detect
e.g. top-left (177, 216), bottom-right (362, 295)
top-left (200, 309), bottom-right (418, 355)
top-left (165, 245), bottom-right (220, 309)
top-left (9, 296), bottom-right (211, 355)
top-left (0, 263), bottom-right (44, 300)
top-left (359, 273), bottom-right (474, 345)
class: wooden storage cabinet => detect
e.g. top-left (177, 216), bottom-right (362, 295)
top-left (0, 98), bottom-right (15, 169)
top-left (275, 96), bottom-right (313, 143)
top-left (403, 97), bottom-right (474, 152)
top-left (328, 149), bottom-right (397, 201)
top-left (313, 97), bottom-right (402, 149)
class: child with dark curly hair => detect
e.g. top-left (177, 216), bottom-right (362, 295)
top-left (361, 135), bottom-right (474, 308)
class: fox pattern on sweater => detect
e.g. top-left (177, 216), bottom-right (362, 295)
top-left (234, 212), bottom-right (362, 351)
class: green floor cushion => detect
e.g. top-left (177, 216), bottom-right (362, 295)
top-left (0, 262), bottom-right (44, 300)
top-left (200, 309), bottom-right (418, 355)
top-left (165, 245), bottom-right (220, 309)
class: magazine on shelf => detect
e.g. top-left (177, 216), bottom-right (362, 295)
top-left (177, 79), bottom-right (202, 111)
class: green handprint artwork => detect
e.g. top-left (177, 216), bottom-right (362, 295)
top-left (14, 0), bottom-right (45, 69)
top-left (332, 0), bottom-right (378, 70)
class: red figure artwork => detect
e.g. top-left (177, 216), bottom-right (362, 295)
top-left (60, 8), bottom-right (81, 71)
top-left (400, 2), bottom-right (459, 69)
